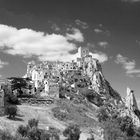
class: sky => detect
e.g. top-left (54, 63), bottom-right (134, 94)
top-left (0, 0), bottom-right (140, 104)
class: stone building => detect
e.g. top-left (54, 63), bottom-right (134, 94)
top-left (24, 47), bottom-right (92, 95)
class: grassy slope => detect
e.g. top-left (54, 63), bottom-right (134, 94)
top-left (0, 99), bottom-right (102, 140)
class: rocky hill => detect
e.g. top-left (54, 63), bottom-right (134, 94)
top-left (1, 58), bottom-right (140, 140)
top-left (83, 59), bottom-right (140, 127)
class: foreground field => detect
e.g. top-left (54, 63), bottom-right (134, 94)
top-left (0, 99), bottom-right (102, 140)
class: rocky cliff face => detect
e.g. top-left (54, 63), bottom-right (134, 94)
top-left (84, 58), bottom-right (121, 101)
top-left (84, 59), bottom-right (140, 127)
top-left (125, 87), bottom-right (138, 111)
top-left (120, 87), bottom-right (140, 127)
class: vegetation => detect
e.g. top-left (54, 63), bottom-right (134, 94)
top-left (103, 119), bottom-right (125, 140)
top-left (17, 118), bottom-right (60, 140)
top-left (52, 107), bottom-right (71, 121)
top-left (117, 116), bottom-right (135, 137)
top-left (28, 118), bottom-right (39, 128)
top-left (63, 124), bottom-right (81, 140)
top-left (96, 103), bottom-right (140, 140)
top-left (7, 77), bottom-right (28, 91)
top-left (5, 105), bottom-right (17, 119)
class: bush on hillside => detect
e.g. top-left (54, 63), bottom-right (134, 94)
top-left (17, 125), bottom-right (29, 137)
top-left (17, 118), bottom-right (60, 140)
top-left (52, 107), bottom-right (72, 121)
top-left (27, 127), bottom-right (41, 140)
top-left (117, 116), bottom-right (135, 137)
top-left (28, 118), bottom-right (39, 128)
top-left (7, 94), bottom-right (20, 105)
top-left (63, 124), bottom-right (81, 140)
top-left (5, 105), bottom-right (17, 119)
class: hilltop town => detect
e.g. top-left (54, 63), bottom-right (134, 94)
top-left (0, 47), bottom-right (140, 140)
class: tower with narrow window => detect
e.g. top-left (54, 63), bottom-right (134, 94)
top-left (78, 47), bottom-right (89, 58)
top-left (27, 61), bottom-right (35, 78)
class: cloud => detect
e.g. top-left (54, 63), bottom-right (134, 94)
top-left (66, 28), bottom-right (84, 42)
top-left (87, 43), bottom-right (95, 48)
top-left (90, 51), bottom-right (108, 63)
top-left (94, 28), bottom-right (103, 34)
top-left (51, 24), bottom-right (60, 32)
top-left (75, 19), bottom-right (89, 29)
top-left (0, 24), bottom-right (108, 63)
top-left (94, 24), bottom-right (110, 36)
top-left (0, 59), bottom-right (9, 68)
top-left (98, 41), bottom-right (109, 48)
top-left (115, 54), bottom-right (140, 77)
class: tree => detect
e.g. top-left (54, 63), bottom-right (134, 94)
top-left (17, 119), bottom-right (60, 140)
top-left (17, 125), bottom-right (29, 137)
top-left (28, 119), bottom-right (39, 128)
top-left (63, 124), bottom-right (81, 140)
top-left (7, 77), bottom-right (28, 95)
top-left (6, 105), bottom-right (17, 119)
top-left (118, 116), bottom-right (135, 137)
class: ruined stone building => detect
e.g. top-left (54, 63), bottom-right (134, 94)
top-left (24, 47), bottom-right (92, 90)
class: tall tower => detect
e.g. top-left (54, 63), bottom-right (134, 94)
top-left (27, 61), bottom-right (35, 78)
top-left (78, 47), bottom-right (89, 58)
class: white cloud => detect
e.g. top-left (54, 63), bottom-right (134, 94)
top-left (98, 41), bottom-right (109, 48)
top-left (87, 43), bottom-right (95, 48)
top-left (94, 28), bottom-right (103, 33)
top-left (51, 24), bottom-right (60, 32)
top-left (75, 19), bottom-right (88, 29)
top-left (0, 24), bottom-right (80, 61)
top-left (93, 24), bottom-right (110, 36)
top-left (115, 54), bottom-right (140, 77)
top-left (66, 28), bottom-right (84, 42)
top-left (0, 24), bottom-right (108, 63)
top-left (90, 51), bottom-right (108, 63)
top-left (0, 59), bottom-right (9, 68)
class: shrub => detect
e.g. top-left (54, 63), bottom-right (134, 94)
top-left (27, 127), bottom-right (41, 140)
top-left (47, 127), bottom-right (60, 140)
top-left (17, 125), bottom-right (29, 137)
top-left (63, 124), bottom-right (81, 140)
top-left (118, 116), bottom-right (135, 137)
top-left (40, 131), bottom-right (50, 140)
top-left (28, 118), bottom-right (39, 128)
top-left (52, 107), bottom-right (71, 121)
top-left (17, 118), bottom-right (60, 140)
top-left (9, 95), bottom-right (19, 104)
top-left (5, 105), bottom-right (17, 119)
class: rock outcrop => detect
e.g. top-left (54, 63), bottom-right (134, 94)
top-left (84, 58), bottom-right (121, 101)
top-left (125, 87), bottom-right (138, 111)
top-left (120, 87), bottom-right (140, 127)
